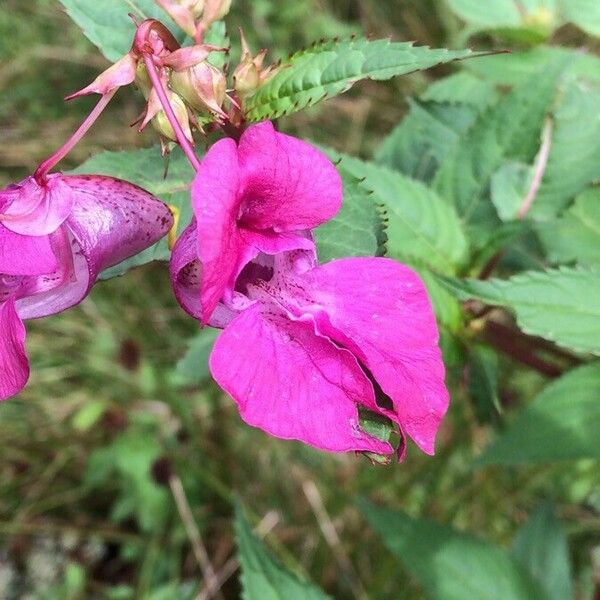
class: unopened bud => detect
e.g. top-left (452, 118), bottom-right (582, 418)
top-left (233, 59), bottom-right (260, 96)
top-left (171, 62), bottom-right (227, 120)
top-left (152, 91), bottom-right (194, 144)
top-left (201, 0), bottom-right (232, 28)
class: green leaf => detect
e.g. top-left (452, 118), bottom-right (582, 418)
top-left (512, 503), bottom-right (573, 600)
top-left (420, 71), bottom-right (498, 109)
top-left (434, 61), bottom-right (563, 229)
top-left (529, 80), bottom-right (600, 219)
top-left (491, 161), bottom-right (534, 221)
top-left (323, 149), bottom-right (469, 274)
top-left (235, 504), bottom-right (331, 600)
top-left (465, 47), bottom-right (600, 87)
top-left (468, 345), bottom-right (502, 423)
top-left (175, 328), bottom-right (220, 386)
top-left (58, 0), bottom-right (181, 62)
top-left (243, 38), bottom-right (479, 122)
top-left (447, 0), bottom-right (522, 29)
top-left (360, 501), bottom-right (545, 600)
top-left (375, 100), bottom-right (481, 183)
top-left (439, 268), bottom-right (600, 355)
top-left (71, 146), bottom-right (195, 278)
top-left (477, 362), bottom-right (600, 464)
top-left (314, 171), bottom-right (383, 262)
top-left (536, 188), bottom-right (600, 266)
top-left (559, 0), bottom-right (600, 36)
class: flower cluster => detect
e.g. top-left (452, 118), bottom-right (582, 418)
top-left (0, 15), bottom-right (448, 461)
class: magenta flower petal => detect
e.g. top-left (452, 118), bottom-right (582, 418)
top-left (238, 122), bottom-right (342, 231)
top-left (192, 137), bottom-right (246, 321)
top-left (0, 297), bottom-right (29, 401)
top-left (0, 175), bottom-right (74, 236)
top-left (209, 303), bottom-right (393, 454)
top-left (0, 223), bottom-right (57, 276)
top-left (304, 258), bottom-right (449, 456)
top-left (16, 175), bottom-right (173, 320)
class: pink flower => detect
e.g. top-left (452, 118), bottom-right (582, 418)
top-left (171, 243), bottom-right (448, 456)
top-left (0, 174), bottom-right (173, 400)
top-left (188, 121), bottom-right (342, 323)
top-left (170, 123), bottom-right (448, 456)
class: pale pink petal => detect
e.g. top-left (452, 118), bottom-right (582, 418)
top-left (0, 298), bottom-right (29, 401)
top-left (303, 258), bottom-right (449, 456)
top-left (192, 137), bottom-right (246, 322)
top-left (65, 53), bottom-right (137, 100)
top-left (0, 223), bottom-right (57, 275)
top-left (0, 175), bottom-right (73, 236)
top-left (209, 304), bottom-right (392, 454)
top-left (238, 122), bottom-right (342, 231)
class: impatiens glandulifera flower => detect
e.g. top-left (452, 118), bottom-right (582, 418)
top-left (184, 120), bottom-right (342, 322)
top-left (0, 174), bottom-right (173, 401)
top-left (170, 243), bottom-right (449, 457)
top-left (169, 121), bottom-right (448, 457)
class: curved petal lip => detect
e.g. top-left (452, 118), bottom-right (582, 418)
top-left (209, 304), bottom-right (393, 454)
top-left (0, 297), bottom-right (29, 401)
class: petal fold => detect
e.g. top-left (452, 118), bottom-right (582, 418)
top-left (303, 258), bottom-right (449, 456)
top-left (0, 223), bottom-right (57, 276)
top-left (209, 304), bottom-right (392, 454)
top-left (0, 298), bottom-right (29, 401)
top-left (192, 138), bottom-right (245, 321)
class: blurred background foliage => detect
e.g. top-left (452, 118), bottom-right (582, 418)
top-left (0, 1), bottom-right (599, 598)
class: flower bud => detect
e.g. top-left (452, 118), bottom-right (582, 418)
top-left (201, 0), bottom-right (232, 28)
top-left (232, 56), bottom-right (260, 96)
top-left (155, 0), bottom-right (204, 37)
top-left (152, 91), bottom-right (194, 144)
top-left (171, 62), bottom-right (227, 120)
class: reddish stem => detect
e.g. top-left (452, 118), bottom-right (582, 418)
top-left (34, 90), bottom-right (116, 183)
top-left (143, 55), bottom-right (201, 172)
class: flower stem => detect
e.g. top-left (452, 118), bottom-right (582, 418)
top-left (143, 55), bottom-right (202, 172)
top-left (517, 117), bottom-right (553, 219)
top-left (34, 90), bottom-right (116, 183)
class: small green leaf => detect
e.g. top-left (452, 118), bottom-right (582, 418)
top-left (468, 345), bottom-right (502, 424)
top-left (512, 503), bottom-right (573, 600)
top-left (491, 162), bottom-right (534, 221)
top-left (314, 171), bottom-right (383, 262)
top-left (420, 71), bottom-right (498, 109)
top-left (71, 399), bottom-right (108, 432)
top-left (58, 0), bottom-right (181, 62)
top-left (530, 80), bottom-right (600, 219)
top-left (447, 0), bottom-right (523, 29)
top-left (477, 362), bottom-right (600, 464)
top-left (360, 501), bottom-right (545, 600)
top-left (175, 328), bottom-right (220, 386)
top-left (244, 38), bottom-right (479, 122)
top-left (71, 146), bottom-right (195, 278)
top-left (235, 503), bottom-right (331, 600)
top-left (439, 268), bottom-right (600, 355)
top-left (465, 47), bottom-right (600, 87)
top-left (536, 188), bottom-right (600, 266)
top-left (434, 61), bottom-right (563, 230)
top-left (323, 150), bottom-right (469, 274)
top-left (375, 100), bottom-right (481, 183)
